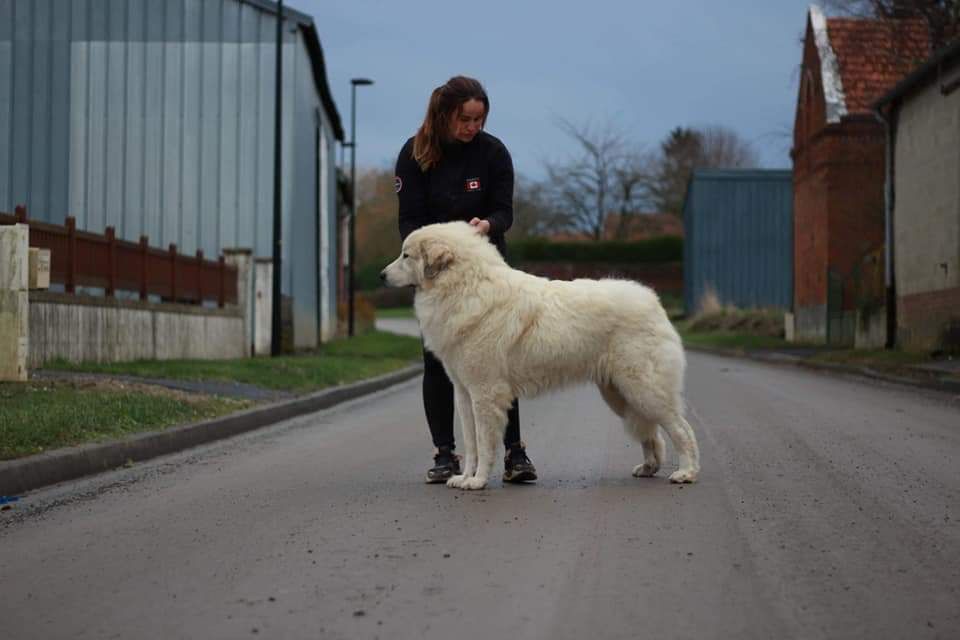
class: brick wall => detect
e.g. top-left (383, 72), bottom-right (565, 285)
top-left (824, 122), bottom-right (886, 311)
top-left (899, 286), bottom-right (960, 351)
top-left (793, 123), bottom-right (886, 344)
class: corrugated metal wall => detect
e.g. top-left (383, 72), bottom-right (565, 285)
top-left (0, 0), bottom-right (341, 347)
top-left (683, 169), bottom-right (794, 312)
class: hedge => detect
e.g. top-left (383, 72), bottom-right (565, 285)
top-left (357, 236), bottom-right (684, 290)
top-left (506, 236), bottom-right (683, 263)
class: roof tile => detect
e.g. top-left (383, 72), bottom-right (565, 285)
top-left (826, 17), bottom-right (931, 114)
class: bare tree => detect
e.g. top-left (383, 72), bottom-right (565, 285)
top-left (698, 125), bottom-right (760, 168)
top-left (648, 127), bottom-right (702, 217)
top-left (649, 125), bottom-right (758, 216)
top-left (544, 118), bottom-right (626, 241)
top-left (611, 148), bottom-right (656, 239)
top-left (511, 173), bottom-right (567, 239)
top-left (543, 118), bottom-right (660, 240)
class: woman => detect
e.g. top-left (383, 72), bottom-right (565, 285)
top-left (395, 75), bottom-right (538, 484)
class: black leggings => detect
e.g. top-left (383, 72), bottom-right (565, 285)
top-left (422, 348), bottom-right (520, 450)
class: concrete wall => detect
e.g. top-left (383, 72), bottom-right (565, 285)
top-left (0, 224), bottom-right (29, 380)
top-left (253, 258), bottom-right (273, 356)
top-left (893, 73), bottom-right (960, 351)
top-left (28, 292), bottom-right (244, 367)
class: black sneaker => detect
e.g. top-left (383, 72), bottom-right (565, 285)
top-left (503, 443), bottom-right (537, 483)
top-left (425, 447), bottom-right (461, 484)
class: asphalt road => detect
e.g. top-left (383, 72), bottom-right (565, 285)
top-left (2, 343), bottom-right (959, 639)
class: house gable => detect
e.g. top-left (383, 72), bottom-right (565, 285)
top-left (810, 5), bottom-right (849, 124)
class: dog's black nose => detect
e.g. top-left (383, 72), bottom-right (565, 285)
top-left (379, 271), bottom-right (387, 282)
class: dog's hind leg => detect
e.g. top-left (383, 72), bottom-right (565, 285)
top-left (659, 413), bottom-right (699, 483)
top-left (599, 382), bottom-right (664, 478)
top-left (625, 415), bottom-right (666, 478)
top-left (447, 382), bottom-right (477, 489)
top-left (617, 382), bottom-right (700, 483)
top-left (598, 382), bottom-right (627, 418)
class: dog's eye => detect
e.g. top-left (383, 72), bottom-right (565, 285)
top-left (402, 253), bottom-right (409, 259)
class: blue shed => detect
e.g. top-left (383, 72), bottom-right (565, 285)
top-left (683, 169), bottom-right (793, 313)
top-left (0, 0), bottom-right (344, 347)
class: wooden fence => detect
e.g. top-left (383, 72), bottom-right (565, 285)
top-left (0, 206), bottom-right (237, 306)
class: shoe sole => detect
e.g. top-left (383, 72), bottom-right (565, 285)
top-left (426, 470), bottom-right (460, 484)
top-left (503, 470), bottom-right (537, 483)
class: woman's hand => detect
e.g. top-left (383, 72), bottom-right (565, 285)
top-left (469, 218), bottom-right (491, 235)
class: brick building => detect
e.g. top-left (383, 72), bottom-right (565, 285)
top-left (791, 5), bottom-right (929, 345)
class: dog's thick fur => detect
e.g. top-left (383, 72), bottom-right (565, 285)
top-left (382, 222), bottom-right (700, 490)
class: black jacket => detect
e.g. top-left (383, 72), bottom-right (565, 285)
top-left (395, 131), bottom-right (514, 254)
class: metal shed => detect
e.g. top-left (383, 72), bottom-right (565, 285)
top-left (683, 169), bottom-right (793, 313)
top-left (0, 0), bottom-right (344, 347)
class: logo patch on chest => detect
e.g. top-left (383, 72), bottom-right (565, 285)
top-left (464, 178), bottom-right (481, 192)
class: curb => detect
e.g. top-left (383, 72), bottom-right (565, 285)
top-left (685, 345), bottom-right (960, 395)
top-left (0, 364), bottom-right (424, 496)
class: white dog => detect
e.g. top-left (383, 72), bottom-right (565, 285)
top-left (381, 221), bottom-right (700, 490)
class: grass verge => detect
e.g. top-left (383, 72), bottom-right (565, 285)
top-left (375, 307), bottom-right (416, 319)
top-left (676, 328), bottom-right (793, 351)
top-left (42, 330), bottom-right (423, 393)
top-left (677, 320), bottom-right (949, 380)
top-left (807, 348), bottom-right (934, 370)
top-left (0, 380), bottom-right (249, 460)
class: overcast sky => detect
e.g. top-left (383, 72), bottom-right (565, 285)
top-left (299, 0), bottom-right (814, 179)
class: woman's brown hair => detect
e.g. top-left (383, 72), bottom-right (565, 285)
top-left (412, 76), bottom-right (489, 171)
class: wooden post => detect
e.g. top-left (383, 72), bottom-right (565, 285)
top-left (66, 216), bottom-right (77, 293)
top-left (105, 226), bottom-right (116, 297)
top-left (14, 204), bottom-right (27, 223)
top-left (169, 243), bottom-right (178, 302)
top-left (218, 255), bottom-right (226, 308)
top-left (196, 249), bottom-right (204, 304)
top-left (139, 235), bottom-right (149, 300)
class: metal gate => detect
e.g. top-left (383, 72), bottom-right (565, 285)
top-left (826, 269), bottom-right (853, 346)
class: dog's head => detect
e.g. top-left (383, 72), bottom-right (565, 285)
top-left (380, 228), bottom-right (458, 288)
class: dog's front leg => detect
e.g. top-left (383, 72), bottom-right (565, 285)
top-left (447, 383), bottom-right (477, 489)
top-left (460, 393), bottom-right (509, 490)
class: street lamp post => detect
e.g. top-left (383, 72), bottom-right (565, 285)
top-left (270, 0), bottom-right (284, 356)
top-left (346, 77), bottom-right (373, 337)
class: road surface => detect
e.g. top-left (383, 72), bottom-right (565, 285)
top-left (1, 330), bottom-right (958, 639)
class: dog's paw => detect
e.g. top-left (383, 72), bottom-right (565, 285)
top-left (669, 469), bottom-right (698, 484)
top-left (461, 477), bottom-right (488, 491)
top-left (633, 463), bottom-right (659, 478)
top-left (446, 474), bottom-right (467, 488)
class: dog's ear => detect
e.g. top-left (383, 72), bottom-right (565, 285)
top-left (422, 240), bottom-right (454, 280)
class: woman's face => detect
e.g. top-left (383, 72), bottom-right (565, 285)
top-left (448, 98), bottom-right (486, 143)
